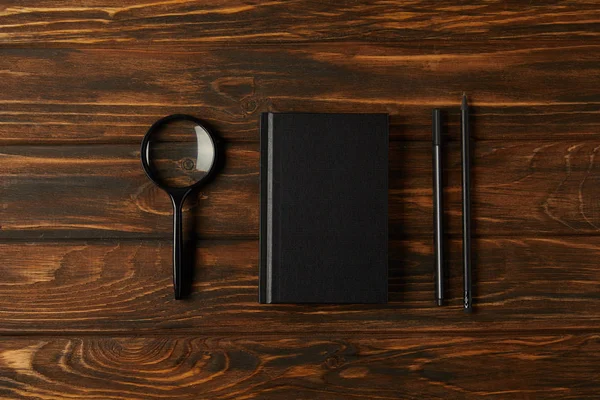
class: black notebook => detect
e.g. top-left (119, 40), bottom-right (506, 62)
top-left (259, 112), bottom-right (388, 304)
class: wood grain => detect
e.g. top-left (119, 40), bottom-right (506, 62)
top-left (1, 333), bottom-right (599, 399)
top-left (2, 1), bottom-right (599, 396)
top-left (0, 41), bottom-right (597, 144)
top-left (1, 237), bottom-right (600, 334)
top-left (2, 102), bottom-right (597, 145)
top-left (0, 143), bottom-right (259, 239)
top-left (0, 1), bottom-right (597, 46)
top-left (6, 140), bottom-right (600, 239)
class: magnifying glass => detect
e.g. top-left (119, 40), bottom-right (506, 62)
top-left (141, 114), bottom-right (218, 299)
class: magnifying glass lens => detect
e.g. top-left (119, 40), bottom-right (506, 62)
top-left (145, 119), bottom-right (216, 188)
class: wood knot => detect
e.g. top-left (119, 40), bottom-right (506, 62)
top-left (324, 355), bottom-right (346, 369)
top-left (241, 98), bottom-right (258, 113)
top-left (181, 158), bottom-right (195, 171)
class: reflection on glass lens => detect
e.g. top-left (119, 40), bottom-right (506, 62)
top-left (145, 119), bottom-right (216, 188)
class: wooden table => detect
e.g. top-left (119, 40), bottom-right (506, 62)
top-left (1, 1), bottom-right (599, 398)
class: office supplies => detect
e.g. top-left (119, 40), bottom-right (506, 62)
top-left (259, 112), bottom-right (388, 304)
top-left (432, 109), bottom-right (444, 306)
top-left (140, 114), bottom-right (218, 299)
top-left (461, 94), bottom-right (472, 312)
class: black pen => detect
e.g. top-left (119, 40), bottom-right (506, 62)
top-left (461, 94), bottom-right (472, 312)
top-left (432, 109), bottom-right (444, 306)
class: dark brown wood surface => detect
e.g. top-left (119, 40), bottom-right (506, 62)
top-left (2, 238), bottom-right (600, 334)
top-left (1, 1), bottom-right (599, 398)
top-left (1, 334), bottom-right (599, 399)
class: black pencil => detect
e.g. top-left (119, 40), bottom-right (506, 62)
top-left (461, 93), bottom-right (472, 312)
top-left (432, 109), bottom-right (444, 306)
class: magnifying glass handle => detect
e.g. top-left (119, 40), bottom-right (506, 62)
top-left (171, 196), bottom-right (185, 300)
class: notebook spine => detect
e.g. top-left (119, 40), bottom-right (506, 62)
top-left (259, 112), bottom-right (271, 303)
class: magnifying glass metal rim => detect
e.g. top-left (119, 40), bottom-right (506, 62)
top-left (140, 113), bottom-right (218, 193)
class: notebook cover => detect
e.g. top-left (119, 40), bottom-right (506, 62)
top-left (259, 112), bottom-right (388, 304)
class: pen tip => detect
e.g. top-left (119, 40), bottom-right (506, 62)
top-left (461, 93), bottom-right (467, 109)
